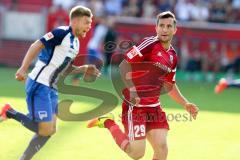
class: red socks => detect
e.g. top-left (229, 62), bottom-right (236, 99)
top-left (104, 119), bottom-right (129, 151)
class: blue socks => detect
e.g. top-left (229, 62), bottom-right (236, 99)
top-left (6, 108), bottom-right (52, 160)
top-left (6, 109), bottom-right (38, 133)
top-left (19, 134), bottom-right (50, 160)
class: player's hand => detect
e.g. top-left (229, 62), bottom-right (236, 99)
top-left (132, 97), bottom-right (140, 106)
top-left (129, 88), bottom-right (140, 106)
top-left (130, 96), bottom-right (140, 106)
top-left (15, 67), bottom-right (27, 81)
top-left (184, 102), bottom-right (199, 120)
top-left (85, 65), bottom-right (101, 77)
top-left (83, 65), bottom-right (101, 82)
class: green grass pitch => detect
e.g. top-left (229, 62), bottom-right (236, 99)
top-left (0, 67), bottom-right (240, 160)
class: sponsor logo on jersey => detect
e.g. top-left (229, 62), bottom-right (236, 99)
top-left (43, 32), bottom-right (54, 41)
top-left (127, 46), bottom-right (143, 59)
top-left (153, 62), bottom-right (171, 73)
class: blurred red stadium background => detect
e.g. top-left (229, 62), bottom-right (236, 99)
top-left (0, 0), bottom-right (240, 81)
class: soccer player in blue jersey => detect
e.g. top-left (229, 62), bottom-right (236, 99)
top-left (0, 5), bottom-right (100, 160)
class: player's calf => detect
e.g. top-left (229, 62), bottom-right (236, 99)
top-left (147, 129), bottom-right (168, 160)
top-left (153, 143), bottom-right (168, 160)
top-left (150, 138), bottom-right (168, 160)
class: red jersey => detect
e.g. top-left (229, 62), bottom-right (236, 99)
top-left (122, 36), bottom-right (178, 106)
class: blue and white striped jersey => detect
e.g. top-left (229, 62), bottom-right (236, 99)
top-left (28, 26), bottom-right (79, 89)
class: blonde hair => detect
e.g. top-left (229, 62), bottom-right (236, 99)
top-left (69, 5), bottom-right (93, 20)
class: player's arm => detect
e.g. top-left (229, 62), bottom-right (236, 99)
top-left (16, 28), bottom-right (69, 81)
top-left (119, 59), bottom-right (133, 87)
top-left (168, 83), bottom-right (199, 119)
top-left (119, 45), bottom-right (144, 105)
top-left (15, 40), bottom-right (45, 81)
top-left (70, 65), bottom-right (101, 77)
top-left (119, 59), bottom-right (140, 105)
top-left (120, 37), bottom-right (155, 105)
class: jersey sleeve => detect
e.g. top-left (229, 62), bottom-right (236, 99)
top-left (40, 28), bottom-right (67, 48)
top-left (124, 45), bottom-right (144, 62)
top-left (124, 36), bottom-right (156, 63)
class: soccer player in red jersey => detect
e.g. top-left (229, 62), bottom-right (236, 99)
top-left (88, 11), bottom-right (199, 160)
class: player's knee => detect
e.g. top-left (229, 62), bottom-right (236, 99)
top-left (126, 141), bottom-right (145, 160)
top-left (38, 126), bottom-right (55, 136)
top-left (38, 129), bottom-right (53, 136)
top-left (127, 149), bottom-right (145, 160)
top-left (156, 142), bottom-right (168, 153)
top-left (129, 153), bottom-right (145, 160)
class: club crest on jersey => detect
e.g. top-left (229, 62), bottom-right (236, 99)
top-left (157, 52), bottom-right (162, 57)
top-left (43, 32), bottom-right (54, 41)
top-left (127, 46), bottom-right (143, 59)
top-left (169, 55), bottom-right (173, 64)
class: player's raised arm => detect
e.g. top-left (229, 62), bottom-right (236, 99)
top-left (167, 83), bottom-right (199, 119)
top-left (15, 40), bottom-right (44, 81)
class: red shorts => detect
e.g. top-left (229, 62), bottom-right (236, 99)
top-left (121, 102), bottom-right (169, 141)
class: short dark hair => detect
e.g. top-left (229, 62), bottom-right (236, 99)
top-left (156, 11), bottom-right (177, 26)
top-left (69, 5), bottom-right (93, 20)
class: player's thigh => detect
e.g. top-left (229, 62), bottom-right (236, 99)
top-left (34, 89), bottom-right (53, 122)
top-left (122, 103), bottom-right (147, 156)
top-left (38, 114), bottom-right (57, 136)
top-left (145, 106), bottom-right (169, 148)
top-left (25, 78), bottom-right (39, 120)
top-left (50, 89), bottom-right (58, 132)
top-left (38, 121), bottom-right (55, 136)
top-left (122, 103), bottom-right (147, 141)
top-left (38, 108), bottom-right (57, 135)
top-left (26, 81), bottom-right (54, 122)
top-left (50, 89), bottom-right (58, 116)
top-left (26, 83), bottom-right (56, 136)
top-left (52, 114), bottom-right (57, 132)
top-left (146, 128), bottom-right (168, 150)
